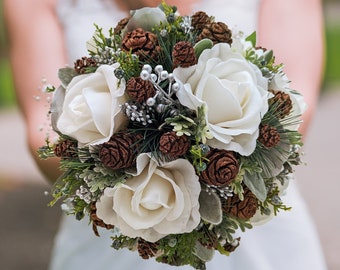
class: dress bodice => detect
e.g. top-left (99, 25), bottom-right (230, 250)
top-left (57, 0), bottom-right (260, 63)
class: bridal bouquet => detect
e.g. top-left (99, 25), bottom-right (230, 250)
top-left (39, 2), bottom-right (305, 269)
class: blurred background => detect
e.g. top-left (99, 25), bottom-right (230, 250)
top-left (0, 1), bottom-right (339, 270)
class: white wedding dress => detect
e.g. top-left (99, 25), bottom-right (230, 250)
top-left (50, 0), bottom-right (328, 269)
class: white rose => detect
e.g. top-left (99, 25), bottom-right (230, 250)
top-left (56, 64), bottom-right (127, 146)
top-left (174, 43), bottom-right (269, 156)
top-left (126, 7), bottom-right (167, 32)
top-left (270, 73), bottom-right (307, 131)
top-left (96, 153), bottom-right (201, 242)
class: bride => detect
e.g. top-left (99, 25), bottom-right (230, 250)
top-left (4, 0), bottom-right (327, 269)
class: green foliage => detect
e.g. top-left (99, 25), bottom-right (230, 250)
top-left (111, 235), bottom-right (138, 250)
top-left (244, 33), bottom-right (284, 79)
top-left (156, 231), bottom-right (206, 268)
top-left (0, 59), bottom-right (15, 107)
top-left (258, 181), bottom-right (292, 216)
top-left (324, 24), bottom-right (340, 86)
top-left (114, 51), bottom-right (140, 80)
top-left (189, 144), bottom-right (209, 173)
top-left (214, 214), bottom-right (252, 243)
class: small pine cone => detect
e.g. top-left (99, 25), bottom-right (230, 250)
top-left (223, 237), bottom-right (241, 253)
top-left (197, 22), bottom-right (232, 45)
top-left (99, 132), bottom-right (142, 170)
top-left (137, 238), bottom-right (159, 260)
top-left (114, 17), bottom-right (129, 35)
top-left (159, 132), bottom-right (190, 158)
top-left (126, 77), bottom-right (156, 103)
top-left (191, 11), bottom-right (211, 31)
top-left (122, 28), bottom-right (160, 61)
top-left (90, 202), bottom-right (114, 237)
top-left (74, 57), bottom-right (97, 74)
top-left (200, 149), bottom-right (239, 187)
top-left (258, 124), bottom-right (281, 148)
top-left (223, 187), bottom-right (258, 220)
top-left (54, 139), bottom-right (78, 158)
top-left (269, 90), bottom-right (293, 119)
top-left (172, 41), bottom-right (197, 68)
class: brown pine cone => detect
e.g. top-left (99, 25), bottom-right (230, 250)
top-left (197, 22), bottom-right (232, 45)
top-left (258, 124), bottom-right (281, 148)
top-left (90, 202), bottom-right (114, 237)
top-left (159, 132), bottom-right (190, 158)
top-left (114, 17), bottom-right (129, 35)
top-left (99, 132), bottom-right (142, 170)
top-left (172, 41), bottom-right (197, 68)
top-left (223, 187), bottom-right (258, 220)
top-left (191, 11), bottom-right (211, 31)
top-left (200, 149), bottom-right (239, 187)
top-left (122, 28), bottom-right (160, 61)
top-left (126, 77), bottom-right (156, 103)
top-left (223, 237), bottom-right (241, 253)
top-left (269, 90), bottom-right (293, 119)
top-left (137, 238), bottom-right (159, 259)
top-left (74, 57), bottom-right (97, 74)
top-left (54, 139), bottom-right (78, 158)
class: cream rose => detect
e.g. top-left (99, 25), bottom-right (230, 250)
top-left (174, 43), bottom-right (269, 156)
top-left (96, 153), bottom-right (201, 242)
top-left (126, 7), bottom-right (167, 32)
top-left (56, 64), bottom-right (127, 146)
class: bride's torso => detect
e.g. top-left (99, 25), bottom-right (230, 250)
top-left (57, 0), bottom-right (261, 62)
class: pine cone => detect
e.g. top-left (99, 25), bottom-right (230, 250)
top-left (223, 187), bottom-right (258, 220)
top-left (191, 11), bottom-right (211, 31)
top-left (172, 41), bottom-right (197, 68)
top-left (74, 57), bottom-right (97, 74)
top-left (126, 77), bottom-right (156, 103)
top-left (258, 124), bottom-right (281, 148)
top-left (269, 90), bottom-right (293, 119)
top-left (90, 202), bottom-right (114, 237)
top-left (99, 132), bottom-right (142, 170)
top-left (114, 17), bottom-right (129, 35)
top-left (200, 149), bottom-right (239, 187)
top-left (54, 139), bottom-right (78, 158)
top-left (223, 237), bottom-right (241, 253)
top-left (137, 238), bottom-right (159, 259)
top-left (159, 132), bottom-right (190, 158)
top-left (197, 22), bottom-right (232, 45)
top-left (122, 28), bottom-right (160, 61)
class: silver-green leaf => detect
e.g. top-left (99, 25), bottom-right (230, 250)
top-left (58, 67), bottom-right (78, 88)
top-left (194, 241), bottom-right (215, 262)
top-left (194, 38), bottom-right (213, 58)
top-left (199, 189), bottom-right (222, 225)
top-left (243, 171), bottom-right (267, 202)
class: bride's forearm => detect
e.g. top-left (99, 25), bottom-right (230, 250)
top-left (258, 0), bottom-right (325, 137)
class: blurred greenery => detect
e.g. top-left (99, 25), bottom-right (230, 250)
top-left (0, 0), bottom-right (339, 108)
top-left (324, 25), bottom-right (340, 86)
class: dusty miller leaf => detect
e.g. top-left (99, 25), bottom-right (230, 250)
top-left (243, 171), bottom-right (267, 202)
top-left (199, 190), bottom-right (222, 225)
top-left (58, 67), bottom-right (78, 88)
